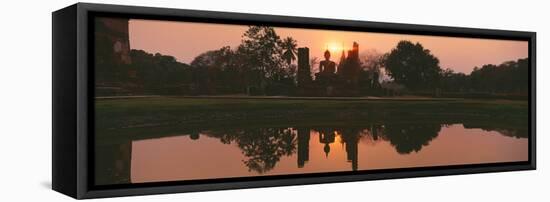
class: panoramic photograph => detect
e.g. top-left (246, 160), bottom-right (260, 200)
top-left (94, 17), bottom-right (529, 186)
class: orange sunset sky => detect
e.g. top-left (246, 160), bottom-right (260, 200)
top-left (129, 19), bottom-right (528, 74)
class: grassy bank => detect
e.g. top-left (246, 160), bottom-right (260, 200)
top-left (95, 97), bottom-right (528, 140)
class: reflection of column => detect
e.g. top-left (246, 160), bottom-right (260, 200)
top-left (297, 128), bottom-right (310, 168)
top-left (341, 130), bottom-right (359, 171)
top-left (95, 141), bottom-right (132, 185)
top-left (346, 140), bottom-right (358, 171)
top-left (371, 124), bottom-right (379, 141)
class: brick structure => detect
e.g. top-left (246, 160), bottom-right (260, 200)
top-left (297, 47), bottom-right (312, 87)
top-left (95, 17), bottom-right (132, 65)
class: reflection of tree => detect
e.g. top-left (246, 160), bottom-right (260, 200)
top-left (211, 126), bottom-right (365, 172)
top-left (382, 124), bottom-right (441, 154)
top-left (195, 122), bottom-right (525, 174)
top-left (190, 131), bottom-right (200, 140)
top-left (207, 124), bottom-right (440, 172)
top-left (209, 128), bottom-right (297, 174)
top-left (463, 124), bottom-right (528, 138)
top-left (98, 122), bottom-right (528, 185)
top-left (359, 124), bottom-right (385, 145)
top-left (492, 129), bottom-right (527, 139)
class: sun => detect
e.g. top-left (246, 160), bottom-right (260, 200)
top-left (326, 42), bottom-right (343, 53)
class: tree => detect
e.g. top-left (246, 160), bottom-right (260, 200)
top-left (469, 58), bottom-right (528, 94)
top-left (310, 56), bottom-right (320, 77)
top-left (238, 26), bottom-right (287, 94)
top-left (128, 50), bottom-right (192, 95)
top-left (190, 46), bottom-right (242, 94)
top-left (440, 68), bottom-right (468, 92)
top-left (360, 49), bottom-right (384, 91)
top-left (361, 49), bottom-right (384, 72)
top-left (383, 40), bottom-right (441, 90)
top-left (281, 37), bottom-right (298, 66)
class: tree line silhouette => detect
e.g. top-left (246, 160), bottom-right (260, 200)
top-left (383, 41), bottom-right (528, 98)
top-left (95, 25), bottom-right (528, 99)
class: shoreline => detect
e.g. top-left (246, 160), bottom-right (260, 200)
top-left (95, 95), bottom-right (468, 101)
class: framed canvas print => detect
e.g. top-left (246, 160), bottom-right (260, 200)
top-left (52, 3), bottom-right (536, 199)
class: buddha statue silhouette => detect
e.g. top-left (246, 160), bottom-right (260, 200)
top-left (319, 50), bottom-right (336, 76)
top-left (316, 50), bottom-right (337, 95)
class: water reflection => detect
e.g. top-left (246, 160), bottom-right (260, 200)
top-left (95, 123), bottom-right (528, 185)
top-left (383, 124), bottom-right (440, 154)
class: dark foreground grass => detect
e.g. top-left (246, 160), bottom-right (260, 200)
top-left (95, 97), bottom-right (528, 141)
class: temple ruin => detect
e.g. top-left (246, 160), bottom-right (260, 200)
top-left (297, 42), bottom-right (363, 96)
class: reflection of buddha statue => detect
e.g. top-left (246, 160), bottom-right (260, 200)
top-left (319, 50), bottom-right (336, 75)
top-left (323, 144), bottom-right (331, 158)
top-left (319, 129), bottom-right (336, 158)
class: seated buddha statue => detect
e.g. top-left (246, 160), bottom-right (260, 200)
top-left (319, 50), bottom-right (336, 76)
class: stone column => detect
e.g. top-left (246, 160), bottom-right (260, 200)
top-left (297, 47), bottom-right (311, 87)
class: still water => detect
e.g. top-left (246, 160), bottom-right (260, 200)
top-left (95, 123), bottom-right (527, 185)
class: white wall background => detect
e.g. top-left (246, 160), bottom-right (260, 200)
top-left (0, 0), bottom-right (547, 201)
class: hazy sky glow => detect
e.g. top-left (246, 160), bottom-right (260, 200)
top-left (129, 19), bottom-right (528, 74)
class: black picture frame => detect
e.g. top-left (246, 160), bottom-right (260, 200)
top-left (52, 2), bottom-right (536, 199)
